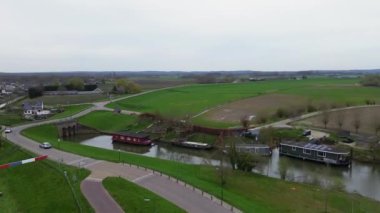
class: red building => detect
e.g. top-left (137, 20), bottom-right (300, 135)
top-left (112, 132), bottom-right (152, 146)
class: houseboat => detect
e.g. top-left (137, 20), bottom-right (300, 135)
top-left (112, 132), bottom-right (152, 146)
top-left (172, 141), bottom-right (213, 150)
top-left (279, 141), bottom-right (351, 166)
top-left (236, 144), bottom-right (272, 156)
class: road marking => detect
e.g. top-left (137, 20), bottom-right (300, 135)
top-left (133, 173), bottom-right (154, 183)
top-left (83, 160), bottom-right (103, 168)
top-left (67, 158), bottom-right (89, 165)
top-left (85, 177), bottom-right (104, 182)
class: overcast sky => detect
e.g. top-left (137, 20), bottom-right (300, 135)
top-left (1, 0), bottom-right (380, 72)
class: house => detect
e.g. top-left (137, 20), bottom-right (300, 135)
top-left (23, 101), bottom-right (51, 118)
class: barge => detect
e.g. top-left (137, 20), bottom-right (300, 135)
top-left (112, 132), bottom-right (152, 146)
top-left (172, 141), bottom-right (213, 150)
top-left (279, 141), bottom-right (351, 166)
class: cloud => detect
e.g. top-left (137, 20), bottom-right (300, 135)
top-left (0, 0), bottom-right (380, 71)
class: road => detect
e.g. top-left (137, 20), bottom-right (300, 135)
top-left (4, 89), bottom-right (237, 213)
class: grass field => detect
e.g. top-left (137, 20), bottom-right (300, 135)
top-left (50, 104), bottom-right (92, 120)
top-left (103, 177), bottom-right (185, 213)
top-left (78, 110), bottom-right (149, 132)
top-left (0, 112), bottom-right (24, 126)
top-left (22, 124), bottom-right (380, 212)
top-left (22, 94), bottom-right (108, 105)
top-left (107, 78), bottom-right (380, 127)
top-left (0, 141), bottom-right (92, 212)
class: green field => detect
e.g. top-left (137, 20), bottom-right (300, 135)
top-left (50, 104), bottom-right (92, 120)
top-left (22, 124), bottom-right (380, 212)
top-left (22, 94), bottom-right (108, 105)
top-left (78, 110), bottom-right (149, 132)
top-left (103, 177), bottom-right (185, 213)
top-left (0, 141), bottom-right (92, 212)
top-left (106, 78), bottom-right (380, 126)
top-left (0, 112), bottom-right (24, 126)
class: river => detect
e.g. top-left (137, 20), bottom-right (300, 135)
top-left (73, 134), bottom-right (380, 201)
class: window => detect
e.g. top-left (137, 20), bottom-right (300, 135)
top-left (303, 149), bottom-right (311, 155)
top-left (292, 146), bottom-right (297, 151)
top-left (317, 151), bottom-right (326, 157)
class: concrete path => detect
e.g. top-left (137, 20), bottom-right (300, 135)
top-left (81, 178), bottom-right (124, 213)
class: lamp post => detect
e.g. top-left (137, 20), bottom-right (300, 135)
top-left (118, 149), bottom-right (121, 163)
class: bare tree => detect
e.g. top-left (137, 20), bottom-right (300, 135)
top-left (372, 116), bottom-right (380, 136)
top-left (321, 110), bottom-right (330, 129)
top-left (336, 111), bottom-right (345, 130)
top-left (240, 115), bottom-right (251, 131)
top-left (352, 114), bottom-right (361, 134)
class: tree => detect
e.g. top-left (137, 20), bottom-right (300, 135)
top-left (321, 110), bottom-right (330, 129)
top-left (372, 116), bottom-right (380, 136)
top-left (227, 139), bottom-right (238, 170)
top-left (336, 111), bottom-right (345, 130)
top-left (236, 152), bottom-right (261, 172)
top-left (28, 87), bottom-right (43, 98)
top-left (259, 127), bottom-right (277, 148)
top-left (114, 79), bottom-right (142, 94)
top-left (240, 116), bottom-right (251, 131)
top-left (67, 78), bottom-right (84, 90)
top-left (352, 114), bottom-right (361, 133)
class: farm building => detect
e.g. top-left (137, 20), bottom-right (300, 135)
top-left (279, 141), bottom-right (351, 166)
top-left (22, 101), bottom-right (51, 118)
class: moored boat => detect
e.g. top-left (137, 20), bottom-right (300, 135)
top-left (172, 141), bottom-right (213, 150)
top-left (112, 132), bottom-right (152, 146)
top-left (279, 141), bottom-right (351, 166)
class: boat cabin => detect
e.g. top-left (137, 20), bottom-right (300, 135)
top-left (112, 132), bottom-right (152, 146)
top-left (279, 141), bottom-right (351, 166)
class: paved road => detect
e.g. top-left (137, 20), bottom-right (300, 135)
top-left (81, 178), bottom-right (124, 213)
top-left (4, 87), bottom-right (237, 213)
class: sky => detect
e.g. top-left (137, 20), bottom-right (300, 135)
top-left (1, 0), bottom-right (380, 72)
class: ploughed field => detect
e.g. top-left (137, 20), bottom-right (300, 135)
top-left (107, 78), bottom-right (380, 127)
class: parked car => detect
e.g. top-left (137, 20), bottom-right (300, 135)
top-left (39, 142), bottom-right (52, 149)
top-left (4, 128), bottom-right (12, 133)
top-left (302, 130), bottom-right (312, 136)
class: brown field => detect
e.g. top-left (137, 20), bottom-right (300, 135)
top-left (296, 106), bottom-right (380, 135)
top-left (202, 94), bottom-right (307, 123)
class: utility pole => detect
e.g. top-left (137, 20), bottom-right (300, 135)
top-left (219, 132), bottom-right (225, 204)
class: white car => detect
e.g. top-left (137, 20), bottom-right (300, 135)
top-left (39, 142), bottom-right (52, 149)
top-left (4, 128), bottom-right (12, 133)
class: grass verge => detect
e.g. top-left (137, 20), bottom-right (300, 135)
top-left (103, 177), bottom-right (185, 213)
top-left (0, 140), bottom-right (92, 212)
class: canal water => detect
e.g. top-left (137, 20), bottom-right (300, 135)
top-left (73, 134), bottom-right (380, 201)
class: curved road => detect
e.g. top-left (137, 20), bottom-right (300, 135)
top-left (4, 90), bottom-right (237, 213)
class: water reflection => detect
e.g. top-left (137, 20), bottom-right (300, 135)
top-left (74, 134), bottom-right (380, 201)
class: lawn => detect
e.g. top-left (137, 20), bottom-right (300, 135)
top-left (50, 104), bottom-right (92, 120)
top-left (0, 112), bottom-right (24, 126)
top-left (103, 177), bottom-right (185, 213)
top-left (22, 124), bottom-right (380, 212)
top-left (106, 78), bottom-right (380, 127)
top-left (78, 110), bottom-right (150, 133)
top-left (0, 140), bottom-right (92, 212)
